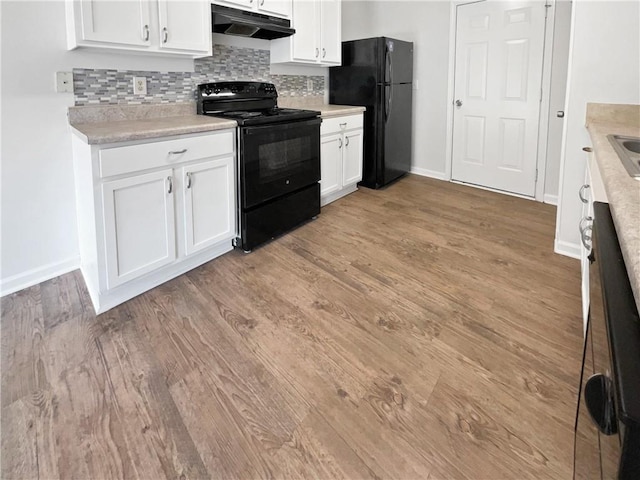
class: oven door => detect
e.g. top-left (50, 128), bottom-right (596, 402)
top-left (239, 117), bottom-right (321, 210)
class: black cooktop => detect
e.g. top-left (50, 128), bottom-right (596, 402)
top-left (196, 82), bottom-right (320, 126)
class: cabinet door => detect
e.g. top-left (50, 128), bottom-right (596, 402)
top-left (212, 0), bottom-right (254, 10)
top-left (102, 169), bottom-right (176, 289)
top-left (319, 0), bottom-right (341, 64)
top-left (291, 0), bottom-right (318, 62)
top-left (182, 157), bottom-right (235, 256)
top-left (258, 0), bottom-right (291, 18)
top-left (343, 130), bottom-right (363, 186)
top-left (320, 134), bottom-right (342, 197)
top-left (158, 0), bottom-right (211, 53)
top-left (79, 0), bottom-right (151, 46)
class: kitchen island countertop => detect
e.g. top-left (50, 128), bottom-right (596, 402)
top-left (586, 103), bottom-right (640, 312)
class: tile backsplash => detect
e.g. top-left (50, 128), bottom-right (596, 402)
top-left (73, 44), bottom-right (325, 106)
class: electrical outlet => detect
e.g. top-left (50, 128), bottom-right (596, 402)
top-left (133, 77), bottom-right (147, 95)
top-left (56, 72), bottom-right (74, 93)
top-left (307, 79), bottom-right (314, 92)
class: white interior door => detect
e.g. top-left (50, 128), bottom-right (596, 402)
top-left (451, 0), bottom-right (547, 197)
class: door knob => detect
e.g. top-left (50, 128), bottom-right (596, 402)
top-left (455, 99), bottom-right (463, 107)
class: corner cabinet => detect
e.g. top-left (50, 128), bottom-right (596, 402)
top-left (270, 0), bottom-right (341, 66)
top-left (320, 113), bottom-right (363, 206)
top-left (212, 0), bottom-right (291, 19)
top-left (72, 130), bottom-right (236, 313)
top-left (65, 0), bottom-right (212, 56)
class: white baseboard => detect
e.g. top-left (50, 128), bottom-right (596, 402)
top-left (554, 239), bottom-right (581, 259)
top-left (410, 167), bottom-right (449, 181)
top-left (1, 256), bottom-right (80, 297)
top-left (544, 193), bottom-right (559, 205)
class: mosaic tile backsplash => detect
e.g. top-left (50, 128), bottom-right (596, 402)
top-left (73, 44), bottom-right (325, 106)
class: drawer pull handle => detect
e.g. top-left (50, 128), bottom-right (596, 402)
top-left (581, 225), bottom-right (592, 250)
top-left (579, 215), bottom-right (593, 233)
top-left (339, 123), bottom-right (347, 128)
top-left (582, 146), bottom-right (593, 153)
top-left (579, 184), bottom-right (590, 203)
top-left (167, 176), bottom-right (173, 194)
top-left (169, 148), bottom-right (187, 155)
top-left (186, 172), bottom-right (192, 189)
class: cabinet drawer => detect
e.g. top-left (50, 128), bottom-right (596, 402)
top-left (321, 114), bottom-right (363, 136)
top-left (99, 131), bottom-right (234, 178)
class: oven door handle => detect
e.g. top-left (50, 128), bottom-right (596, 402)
top-left (242, 117), bottom-right (322, 135)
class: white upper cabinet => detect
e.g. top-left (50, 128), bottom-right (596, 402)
top-left (77, 0), bottom-right (151, 47)
top-left (212, 0), bottom-right (292, 19)
top-left (66, 0), bottom-right (212, 56)
top-left (157, 0), bottom-right (211, 53)
top-left (271, 0), bottom-right (341, 66)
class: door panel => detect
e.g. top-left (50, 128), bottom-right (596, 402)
top-left (452, 0), bottom-right (546, 197)
top-left (102, 169), bottom-right (176, 289)
top-left (80, 0), bottom-right (150, 46)
top-left (343, 131), bottom-right (363, 186)
top-left (182, 157), bottom-right (235, 256)
top-left (383, 83), bottom-right (413, 184)
top-left (320, 134), bottom-right (342, 197)
top-left (158, 0), bottom-right (210, 53)
top-left (292, 0), bottom-right (317, 62)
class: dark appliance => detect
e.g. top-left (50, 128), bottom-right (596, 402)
top-left (329, 37), bottom-right (413, 189)
top-left (574, 202), bottom-right (640, 479)
top-left (211, 4), bottom-right (295, 40)
top-left (197, 81), bottom-right (321, 252)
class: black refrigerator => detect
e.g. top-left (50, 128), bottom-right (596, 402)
top-left (329, 37), bottom-right (413, 189)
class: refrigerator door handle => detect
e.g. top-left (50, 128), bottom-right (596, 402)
top-left (385, 45), bottom-right (390, 84)
top-left (385, 84), bottom-right (393, 122)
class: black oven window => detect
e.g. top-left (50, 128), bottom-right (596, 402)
top-left (258, 137), bottom-right (312, 183)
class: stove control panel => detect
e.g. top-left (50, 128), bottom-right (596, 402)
top-left (198, 81), bottom-right (277, 99)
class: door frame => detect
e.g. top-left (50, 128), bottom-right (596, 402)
top-left (444, 0), bottom-right (557, 202)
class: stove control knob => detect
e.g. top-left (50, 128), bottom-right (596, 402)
top-left (213, 88), bottom-right (221, 94)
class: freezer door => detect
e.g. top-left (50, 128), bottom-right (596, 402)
top-left (382, 82), bottom-right (412, 184)
top-left (383, 37), bottom-right (414, 85)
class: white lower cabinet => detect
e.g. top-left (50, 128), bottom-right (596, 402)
top-left (579, 149), bottom-right (609, 335)
top-left (181, 158), bottom-right (234, 256)
top-left (72, 130), bottom-right (236, 314)
top-left (320, 113), bottom-right (364, 205)
top-left (102, 169), bottom-right (177, 289)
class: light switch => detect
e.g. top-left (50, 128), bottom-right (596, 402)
top-left (56, 72), bottom-right (74, 93)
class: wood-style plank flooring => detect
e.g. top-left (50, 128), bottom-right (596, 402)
top-left (1, 175), bottom-right (583, 479)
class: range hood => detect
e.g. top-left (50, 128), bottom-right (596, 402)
top-left (212, 4), bottom-right (295, 40)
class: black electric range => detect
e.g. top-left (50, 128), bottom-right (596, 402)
top-left (197, 82), bottom-right (320, 126)
top-left (196, 81), bottom-right (322, 252)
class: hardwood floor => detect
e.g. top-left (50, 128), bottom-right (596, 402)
top-left (1, 175), bottom-right (583, 479)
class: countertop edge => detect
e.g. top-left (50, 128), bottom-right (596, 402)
top-left (587, 120), bottom-right (640, 314)
top-left (70, 116), bottom-right (237, 145)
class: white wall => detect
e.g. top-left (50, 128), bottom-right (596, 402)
top-left (555, 0), bottom-right (640, 257)
top-left (0, 1), bottom-right (194, 294)
top-left (341, 0), bottom-right (452, 179)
